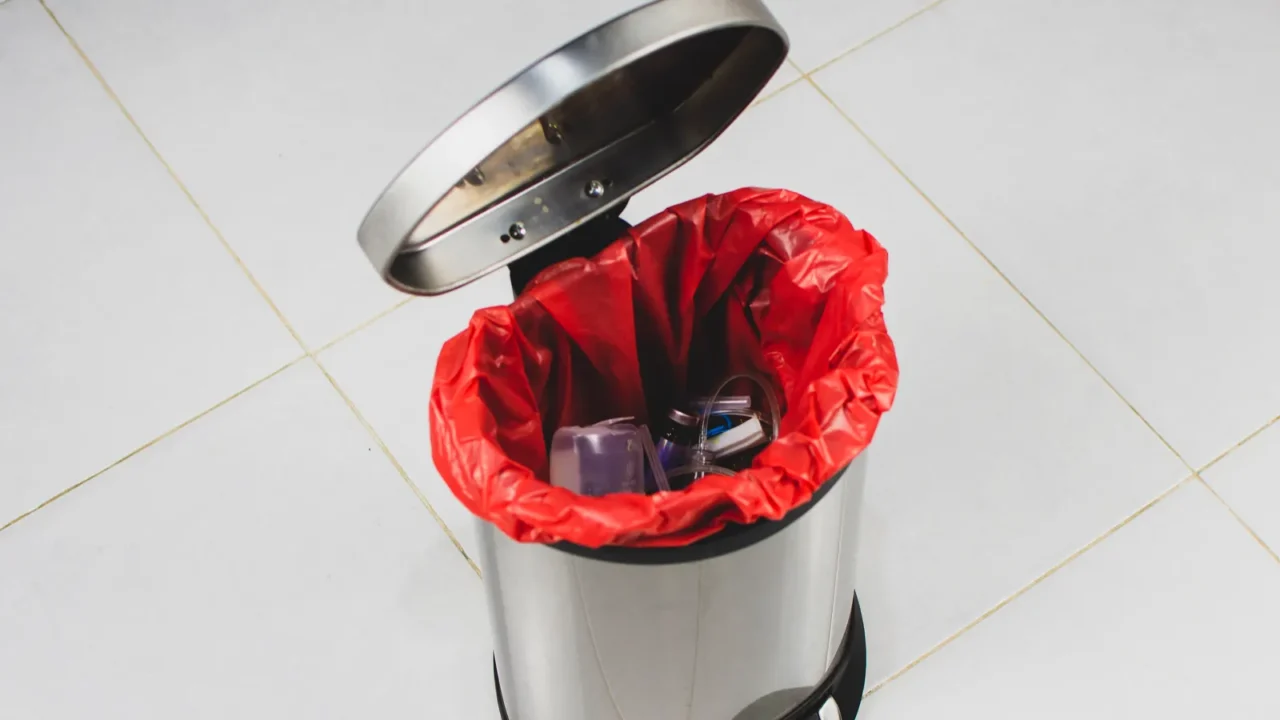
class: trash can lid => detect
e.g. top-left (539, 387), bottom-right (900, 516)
top-left (357, 0), bottom-right (788, 295)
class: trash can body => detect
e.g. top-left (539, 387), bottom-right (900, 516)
top-left (354, 2), bottom-right (884, 717)
top-left (480, 454), bottom-right (868, 720)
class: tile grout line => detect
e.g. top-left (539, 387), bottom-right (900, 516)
top-left (797, 0), bottom-right (1274, 484)
top-left (750, 74), bottom-right (808, 108)
top-left (36, 0), bottom-right (479, 574)
top-left (748, 57), bottom-right (807, 108)
top-left (789, 18), bottom-right (1244, 690)
top-left (38, 0), bottom-right (304, 350)
top-left (801, 67), bottom-right (1259, 691)
top-left (1196, 477), bottom-right (1280, 565)
top-left (312, 295), bottom-right (418, 355)
top-left (803, 0), bottom-right (955, 77)
top-left (310, 356), bottom-right (481, 577)
top-left (0, 356), bottom-right (307, 535)
top-left (803, 31), bottom-right (1280, 577)
top-left (1195, 413), bottom-right (1280, 475)
top-left (1190, 413), bottom-right (1280, 565)
top-left (862, 475), bottom-right (1194, 698)
top-left (803, 29), bottom-right (1280, 686)
top-left (803, 75), bottom-right (1197, 475)
top-left (752, 0), bottom-right (951, 112)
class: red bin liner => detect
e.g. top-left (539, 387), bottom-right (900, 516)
top-left (430, 188), bottom-right (898, 548)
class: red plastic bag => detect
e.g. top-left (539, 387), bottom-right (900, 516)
top-left (430, 188), bottom-right (898, 548)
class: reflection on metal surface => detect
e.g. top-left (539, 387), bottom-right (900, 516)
top-left (357, 0), bottom-right (788, 295)
top-left (479, 455), bottom-right (867, 720)
top-left (406, 23), bottom-right (753, 250)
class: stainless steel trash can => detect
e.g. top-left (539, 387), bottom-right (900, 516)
top-left (481, 456), bottom-right (868, 720)
top-left (355, 0), bottom-right (870, 717)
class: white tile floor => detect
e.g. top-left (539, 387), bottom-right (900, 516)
top-left (2, 0), bottom-right (1278, 717)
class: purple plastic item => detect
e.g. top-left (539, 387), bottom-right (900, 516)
top-left (549, 423), bottom-right (647, 497)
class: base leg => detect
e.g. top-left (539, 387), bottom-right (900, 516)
top-left (825, 595), bottom-right (867, 719)
top-left (494, 658), bottom-right (510, 720)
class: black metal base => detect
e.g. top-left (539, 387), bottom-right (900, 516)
top-left (494, 594), bottom-right (866, 720)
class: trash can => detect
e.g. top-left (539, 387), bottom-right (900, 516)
top-left (478, 458), bottom-right (868, 720)
top-left (355, 1), bottom-right (886, 717)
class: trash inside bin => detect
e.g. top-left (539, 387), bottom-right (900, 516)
top-left (354, 1), bottom-right (895, 717)
top-left (431, 188), bottom-right (897, 548)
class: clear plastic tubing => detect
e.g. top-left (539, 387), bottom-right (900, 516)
top-left (665, 372), bottom-right (781, 483)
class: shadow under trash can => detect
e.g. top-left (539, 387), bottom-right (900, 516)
top-left (354, 1), bottom-right (899, 718)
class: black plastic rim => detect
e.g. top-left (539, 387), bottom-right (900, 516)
top-left (493, 594), bottom-right (866, 720)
